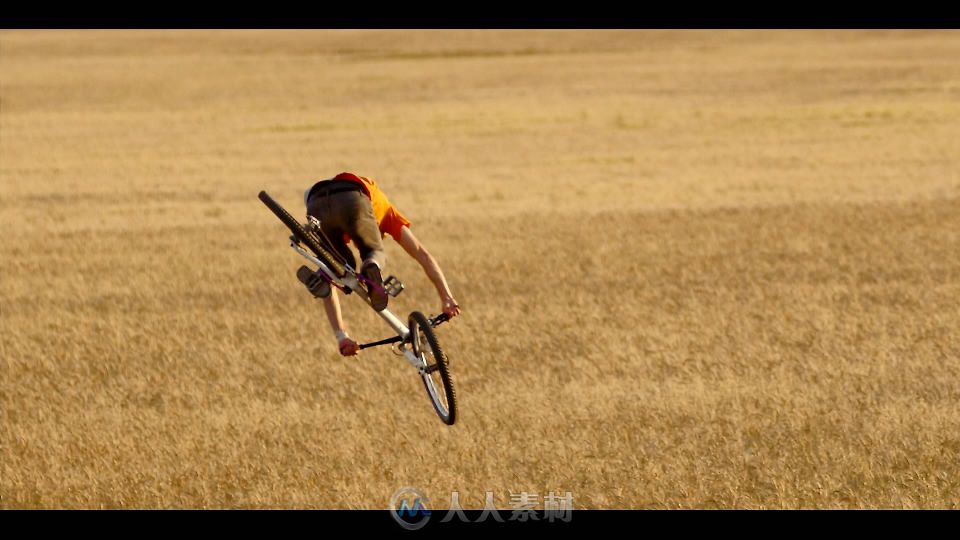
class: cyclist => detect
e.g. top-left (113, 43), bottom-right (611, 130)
top-left (303, 172), bottom-right (460, 356)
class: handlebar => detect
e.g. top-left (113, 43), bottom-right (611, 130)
top-left (358, 312), bottom-right (450, 350)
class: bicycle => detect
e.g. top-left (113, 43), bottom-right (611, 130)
top-left (258, 191), bottom-right (458, 425)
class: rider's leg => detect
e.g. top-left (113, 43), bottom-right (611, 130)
top-left (322, 225), bottom-right (358, 271)
top-left (337, 194), bottom-right (389, 310)
top-left (307, 191), bottom-right (358, 270)
top-left (307, 189), bottom-right (388, 310)
top-left (314, 189), bottom-right (385, 271)
top-left (344, 195), bottom-right (386, 273)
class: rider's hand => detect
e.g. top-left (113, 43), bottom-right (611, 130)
top-left (441, 296), bottom-right (461, 319)
top-left (338, 337), bottom-right (360, 356)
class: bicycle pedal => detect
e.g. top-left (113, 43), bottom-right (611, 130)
top-left (383, 275), bottom-right (404, 297)
top-left (296, 265), bottom-right (331, 298)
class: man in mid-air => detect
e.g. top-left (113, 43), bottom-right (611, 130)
top-left (302, 172), bottom-right (460, 356)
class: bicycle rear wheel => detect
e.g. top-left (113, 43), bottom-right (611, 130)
top-left (258, 190), bottom-right (346, 277)
top-left (408, 311), bottom-right (457, 425)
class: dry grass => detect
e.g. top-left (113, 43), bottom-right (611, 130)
top-left (2, 30), bottom-right (959, 509)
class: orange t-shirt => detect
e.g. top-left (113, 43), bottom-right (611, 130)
top-left (332, 172), bottom-right (412, 243)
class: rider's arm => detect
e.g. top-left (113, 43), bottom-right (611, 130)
top-left (322, 292), bottom-right (359, 355)
top-left (396, 226), bottom-right (460, 318)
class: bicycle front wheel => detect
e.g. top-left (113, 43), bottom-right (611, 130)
top-left (408, 311), bottom-right (457, 425)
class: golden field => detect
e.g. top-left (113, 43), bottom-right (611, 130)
top-left (1, 30), bottom-right (959, 509)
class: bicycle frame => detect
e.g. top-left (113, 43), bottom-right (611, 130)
top-left (289, 237), bottom-right (436, 376)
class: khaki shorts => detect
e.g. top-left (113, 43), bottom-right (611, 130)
top-left (306, 182), bottom-right (386, 272)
